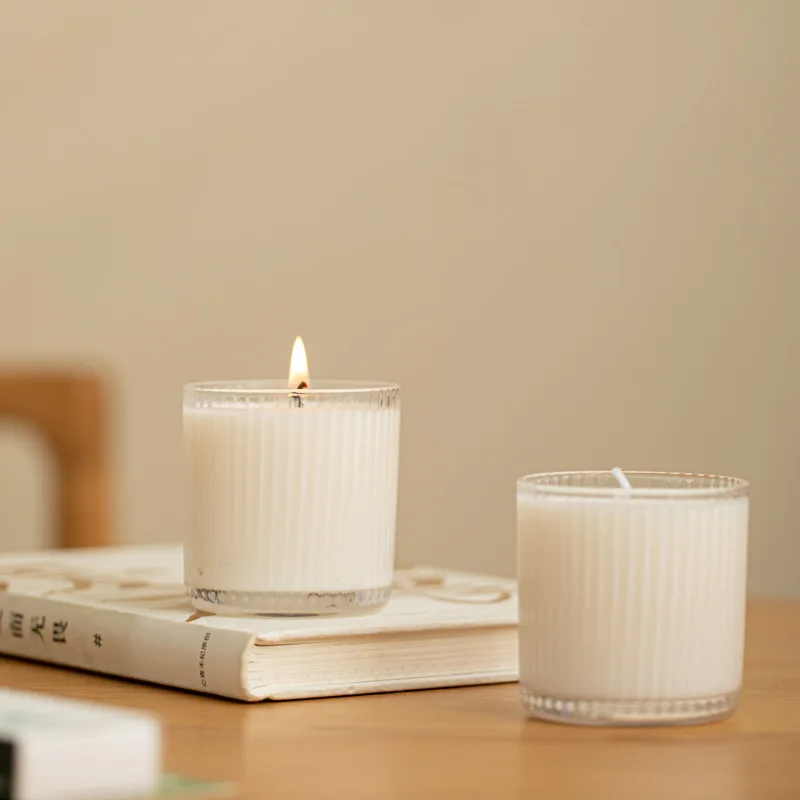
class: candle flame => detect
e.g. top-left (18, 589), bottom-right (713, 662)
top-left (288, 336), bottom-right (310, 390)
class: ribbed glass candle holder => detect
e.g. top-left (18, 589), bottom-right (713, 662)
top-left (517, 471), bottom-right (749, 726)
top-left (184, 380), bottom-right (400, 616)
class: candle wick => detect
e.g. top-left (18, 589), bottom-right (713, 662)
top-left (290, 381), bottom-right (308, 409)
top-left (611, 467), bottom-right (633, 491)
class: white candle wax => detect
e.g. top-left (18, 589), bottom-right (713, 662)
top-left (183, 381), bottom-right (400, 615)
top-left (517, 471), bottom-right (749, 726)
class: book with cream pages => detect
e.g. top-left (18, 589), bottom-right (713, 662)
top-left (0, 545), bottom-right (518, 701)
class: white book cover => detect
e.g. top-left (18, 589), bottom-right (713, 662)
top-left (0, 546), bottom-right (518, 701)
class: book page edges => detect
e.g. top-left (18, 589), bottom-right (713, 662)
top-left (259, 670), bottom-right (519, 700)
top-left (252, 621), bottom-right (518, 646)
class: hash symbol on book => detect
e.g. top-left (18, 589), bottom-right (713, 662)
top-left (30, 616), bottom-right (46, 641)
top-left (52, 620), bottom-right (68, 644)
top-left (93, 633), bottom-right (102, 648)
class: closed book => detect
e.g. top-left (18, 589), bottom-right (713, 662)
top-left (0, 546), bottom-right (518, 701)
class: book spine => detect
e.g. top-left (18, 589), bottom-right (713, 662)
top-left (0, 592), bottom-right (256, 700)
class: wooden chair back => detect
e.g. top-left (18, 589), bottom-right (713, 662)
top-left (0, 370), bottom-right (111, 548)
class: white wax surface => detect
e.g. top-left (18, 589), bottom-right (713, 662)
top-left (184, 405), bottom-right (400, 593)
top-left (517, 494), bottom-right (749, 700)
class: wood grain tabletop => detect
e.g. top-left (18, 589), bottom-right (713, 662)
top-left (0, 597), bottom-right (798, 799)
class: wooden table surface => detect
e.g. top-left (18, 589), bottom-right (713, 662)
top-left (1, 597), bottom-right (798, 799)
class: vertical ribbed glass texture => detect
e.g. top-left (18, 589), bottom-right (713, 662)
top-left (184, 380), bottom-right (400, 616)
top-left (517, 471), bottom-right (749, 726)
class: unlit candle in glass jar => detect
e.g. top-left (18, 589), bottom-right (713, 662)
top-left (517, 471), bottom-right (749, 726)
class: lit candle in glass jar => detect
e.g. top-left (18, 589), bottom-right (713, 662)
top-left (184, 337), bottom-right (401, 616)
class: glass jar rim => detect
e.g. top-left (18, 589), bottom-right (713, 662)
top-left (184, 379), bottom-right (400, 395)
top-left (517, 471), bottom-right (749, 500)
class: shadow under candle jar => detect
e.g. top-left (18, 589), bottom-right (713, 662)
top-left (183, 380), bottom-right (401, 616)
top-left (516, 471), bottom-right (749, 726)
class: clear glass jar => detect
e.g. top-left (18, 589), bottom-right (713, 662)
top-left (517, 471), bottom-right (749, 726)
top-left (184, 380), bottom-right (400, 616)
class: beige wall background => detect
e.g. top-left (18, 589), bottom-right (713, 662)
top-left (0, 2), bottom-right (798, 594)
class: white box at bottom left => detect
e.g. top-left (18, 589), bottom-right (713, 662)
top-left (0, 687), bottom-right (161, 800)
